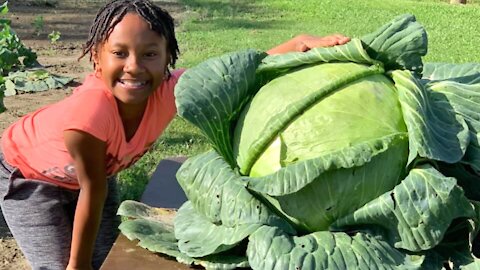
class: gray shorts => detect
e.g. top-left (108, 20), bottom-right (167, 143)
top-left (0, 153), bottom-right (120, 270)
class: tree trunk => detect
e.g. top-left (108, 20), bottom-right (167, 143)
top-left (450, 0), bottom-right (467, 4)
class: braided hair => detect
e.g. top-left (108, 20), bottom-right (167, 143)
top-left (79, 0), bottom-right (179, 70)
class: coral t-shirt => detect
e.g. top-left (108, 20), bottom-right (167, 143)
top-left (1, 69), bottom-right (184, 190)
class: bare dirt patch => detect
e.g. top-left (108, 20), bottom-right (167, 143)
top-left (0, 1), bottom-right (186, 269)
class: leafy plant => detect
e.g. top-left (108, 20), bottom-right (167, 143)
top-left (118, 14), bottom-right (480, 269)
top-left (3, 69), bottom-right (73, 96)
top-left (0, 2), bottom-right (38, 75)
top-left (0, 1), bottom-right (9, 25)
top-left (48, 30), bottom-right (61, 44)
top-left (32, 15), bottom-right (44, 36)
top-left (0, 1), bottom-right (37, 112)
top-left (0, 2), bottom-right (71, 113)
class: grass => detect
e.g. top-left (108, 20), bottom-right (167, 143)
top-left (176, 0), bottom-right (480, 64)
top-left (117, 0), bottom-right (480, 201)
top-left (118, 117), bottom-right (210, 201)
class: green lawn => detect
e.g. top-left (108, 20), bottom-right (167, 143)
top-left (117, 0), bottom-right (480, 201)
top-left (176, 0), bottom-right (480, 64)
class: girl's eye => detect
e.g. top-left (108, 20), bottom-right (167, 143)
top-left (145, 52), bottom-right (157, 57)
top-left (112, 51), bottom-right (126, 57)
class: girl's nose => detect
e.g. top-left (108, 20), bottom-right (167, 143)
top-left (124, 56), bottom-right (145, 74)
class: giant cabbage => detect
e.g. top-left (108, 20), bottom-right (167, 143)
top-left (118, 14), bottom-right (480, 269)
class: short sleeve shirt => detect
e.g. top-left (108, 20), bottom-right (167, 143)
top-left (1, 69), bottom-right (184, 189)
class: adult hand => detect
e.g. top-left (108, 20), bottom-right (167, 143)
top-left (267, 34), bottom-right (350, 55)
top-left (295, 34), bottom-right (350, 52)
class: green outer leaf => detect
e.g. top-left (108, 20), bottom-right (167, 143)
top-left (391, 70), bottom-right (469, 164)
top-left (256, 38), bottom-right (376, 73)
top-left (428, 81), bottom-right (480, 173)
top-left (361, 14), bottom-right (427, 73)
top-left (333, 165), bottom-right (475, 252)
top-left (119, 219), bottom-right (180, 259)
top-left (119, 219), bottom-right (249, 270)
top-left (247, 133), bottom-right (406, 196)
top-left (174, 201), bottom-right (259, 257)
top-left (117, 200), bottom-right (175, 229)
top-left (247, 226), bottom-right (425, 270)
top-left (235, 63), bottom-right (385, 175)
top-left (193, 254), bottom-right (249, 270)
top-left (423, 63), bottom-right (480, 83)
top-left (174, 50), bottom-right (265, 166)
top-left (176, 151), bottom-right (295, 234)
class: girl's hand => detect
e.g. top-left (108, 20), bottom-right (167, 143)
top-left (267, 34), bottom-right (350, 55)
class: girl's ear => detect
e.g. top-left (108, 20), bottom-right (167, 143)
top-left (164, 55), bottom-right (172, 79)
top-left (91, 47), bottom-right (102, 77)
top-left (165, 54), bottom-right (172, 70)
top-left (92, 48), bottom-right (99, 67)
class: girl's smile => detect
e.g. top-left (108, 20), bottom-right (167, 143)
top-left (118, 79), bottom-right (148, 89)
top-left (117, 78), bottom-right (150, 96)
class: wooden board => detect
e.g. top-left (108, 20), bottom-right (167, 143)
top-left (100, 157), bottom-right (192, 270)
top-left (100, 234), bottom-right (192, 270)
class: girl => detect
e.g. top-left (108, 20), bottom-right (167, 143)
top-left (0, 0), bottom-right (349, 269)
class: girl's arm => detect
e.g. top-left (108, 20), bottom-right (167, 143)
top-left (266, 34), bottom-right (350, 55)
top-left (64, 130), bottom-right (108, 270)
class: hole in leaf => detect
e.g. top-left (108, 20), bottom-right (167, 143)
top-left (390, 192), bottom-right (396, 210)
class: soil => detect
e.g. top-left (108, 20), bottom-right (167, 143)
top-left (0, 1), bottom-right (186, 269)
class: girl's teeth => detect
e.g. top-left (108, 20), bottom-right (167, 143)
top-left (120, 81), bottom-right (146, 87)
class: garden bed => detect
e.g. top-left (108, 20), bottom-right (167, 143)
top-left (0, 1), bottom-right (185, 269)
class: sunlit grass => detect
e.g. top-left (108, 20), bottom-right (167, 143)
top-left (176, 0), bottom-right (480, 64)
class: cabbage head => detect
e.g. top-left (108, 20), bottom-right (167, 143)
top-left (118, 14), bottom-right (480, 269)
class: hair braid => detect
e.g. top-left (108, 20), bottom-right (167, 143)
top-left (79, 0), bottom-right (179, 70)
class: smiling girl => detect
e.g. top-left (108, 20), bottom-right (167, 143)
top-left (0, 0), bottom-right (349, 269)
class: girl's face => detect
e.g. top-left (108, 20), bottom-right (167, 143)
top-left (93, 12), bottom-right (169, 110)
